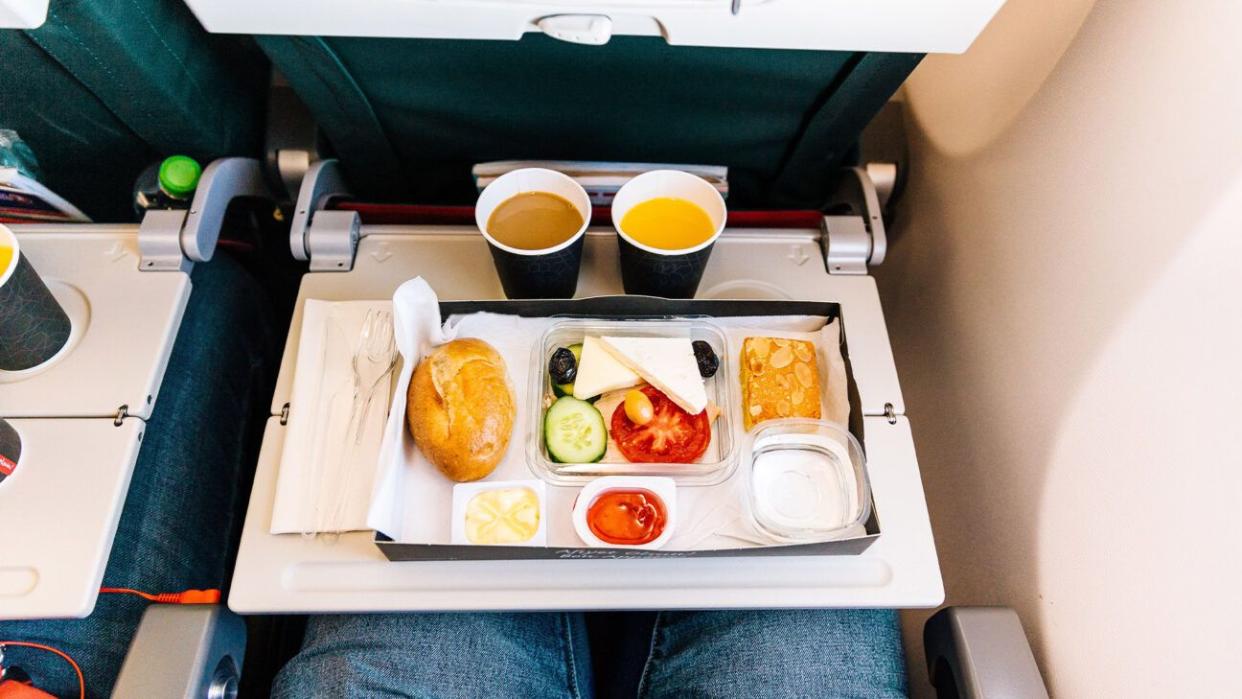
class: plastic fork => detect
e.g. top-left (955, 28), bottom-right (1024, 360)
top-left (311, 309), bottom-right (396, 536)
top-left (348, 309), bottom-right (397, 444)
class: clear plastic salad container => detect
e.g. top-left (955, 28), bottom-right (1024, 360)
top-left (527, 318), bottom-right (737, 486)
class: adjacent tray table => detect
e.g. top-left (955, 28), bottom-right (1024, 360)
top-left (230, 225), bottom-right (942, 612)
top-left (0, 226), bottom-right (190, 619)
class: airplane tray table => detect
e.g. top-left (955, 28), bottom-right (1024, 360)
top-left (230, 225), bottom-right (942, 613)
top-left (0, 226), bottom-right (189, 619)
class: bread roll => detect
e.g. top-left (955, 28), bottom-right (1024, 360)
top-left (406, 338), bottom-right (515, 482)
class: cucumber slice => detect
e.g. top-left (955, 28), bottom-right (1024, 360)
top-left (551, 343), bottom-right (584, 398)
top-left (544, 396), bottom-right (607, 463)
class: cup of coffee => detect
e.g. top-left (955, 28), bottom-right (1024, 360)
top-left (0, 224), bottom-right (72, 372)
top-left (475, 169), bottom-right (592, 299)
top-left (611, 170), bottom-right (727, 298)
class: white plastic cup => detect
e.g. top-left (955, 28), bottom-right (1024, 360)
top-left (610, 170), bottom-right (727, 298)
top-left (475, 168), bottom-right (592, 299)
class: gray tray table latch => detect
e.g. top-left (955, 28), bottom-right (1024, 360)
top-left (289, 159), bottom-right (357, 271)
top-left (822, 166), bottom-right (888, 275)
top-left (137, 158), bottom-right (270, 273)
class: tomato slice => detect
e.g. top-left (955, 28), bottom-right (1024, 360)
top-left (611, 386), bottom-right (710, 463)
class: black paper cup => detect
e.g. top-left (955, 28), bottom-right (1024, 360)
top-left (0, 224), bottom-right (71, 372)
top-left (611, 170), bottom-right (727, 299)
top-left (475, 168), bottom-right (591, 299)
top-left (0, 418), bottom-right (20, 485)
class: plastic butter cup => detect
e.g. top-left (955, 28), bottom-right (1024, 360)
top-left (744, 419), bottom-right (871, 544)
top-left (451, 480), bottom-right (548, 547)
top-left (572, 476), bottom-right (677, 550)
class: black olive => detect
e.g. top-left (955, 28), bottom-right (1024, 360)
top-left (549, 347), bottom-right (578, 384)
top-left (692, 340), bottom-right (719, 378)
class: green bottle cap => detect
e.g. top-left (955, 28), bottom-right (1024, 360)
top-left (158, 155), bottom-right (202, 199)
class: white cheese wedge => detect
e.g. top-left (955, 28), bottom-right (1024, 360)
top-left (572, 336), bottom-right (642, 400)
top-left (599, 336), bottom-right (707, 414)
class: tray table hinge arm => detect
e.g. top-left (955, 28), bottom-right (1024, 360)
top-left (291, 159), bottom-right (357, 271)
top-left (821, 166), bottom-right (888, 275)
top-left (138, 158), bottom-right (270, 273)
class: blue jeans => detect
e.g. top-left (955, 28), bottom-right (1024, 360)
top-left (273, 609), bottom-right (907, 698)
top-left (0, 254), bottom-right (277, 698)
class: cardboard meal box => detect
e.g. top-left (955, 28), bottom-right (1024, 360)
top-left (369, 295), bottom-right (880, 561)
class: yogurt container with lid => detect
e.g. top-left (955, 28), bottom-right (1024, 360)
top-left (743, 419), bottom-right (870, 543)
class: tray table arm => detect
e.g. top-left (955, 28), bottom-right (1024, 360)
top-left (112, 605), bottom-right (245, 699)
top-left (139, 157), bottom-right (271, 273)
top-left (924, 606), bottom-right (1048, 699)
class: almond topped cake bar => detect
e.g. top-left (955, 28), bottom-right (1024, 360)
top-left (740, 336), bottom-right (822, 430)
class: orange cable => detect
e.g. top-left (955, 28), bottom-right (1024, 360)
top-left (98, 587), bottom-right (159, 602)
top-left (98, 587), bottom-right (220, 604)
top-left (0, 641), bottom-right (85, 699)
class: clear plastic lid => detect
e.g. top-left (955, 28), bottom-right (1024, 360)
top-left (744, 418), bottom-right (870, 543)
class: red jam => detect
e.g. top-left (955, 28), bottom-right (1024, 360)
top-left (586, 489), bottom-right (668, 546)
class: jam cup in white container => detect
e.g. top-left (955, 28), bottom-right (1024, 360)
top-left (744, 419), bottom-right (870, 543)
top-left (572, 476), bottom-right (676, 550)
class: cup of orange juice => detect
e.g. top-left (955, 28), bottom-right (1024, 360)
top-left (611, 170), bottom-right (726, 298)
top-left (0, 224), bottom-right (71, 372)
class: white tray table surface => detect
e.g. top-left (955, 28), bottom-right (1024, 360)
top-left (233, 225), bottom-right (940, 613)
top-left (0, 226), bottom-right (190, 420)
top-left (0, 418), bottom-right (144, 619)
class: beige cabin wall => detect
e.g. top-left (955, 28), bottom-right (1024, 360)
top-left (882, 0), bottom-right (1242, 696)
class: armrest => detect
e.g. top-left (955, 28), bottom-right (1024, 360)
top-left (112, 605), bottom-right (245, 699)
top-left (924, 606), bottom-right (1048, 699)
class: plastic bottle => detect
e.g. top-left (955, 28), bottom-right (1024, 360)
top-left (133, 155), bottom-right (202, 216)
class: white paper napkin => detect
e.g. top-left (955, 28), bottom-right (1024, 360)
top-left (367, 299), bottom-right (539, 539)
top-left (366, 279), bottom-right (453, 535)
top-left (270, 299), bottom-right (395, 535)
